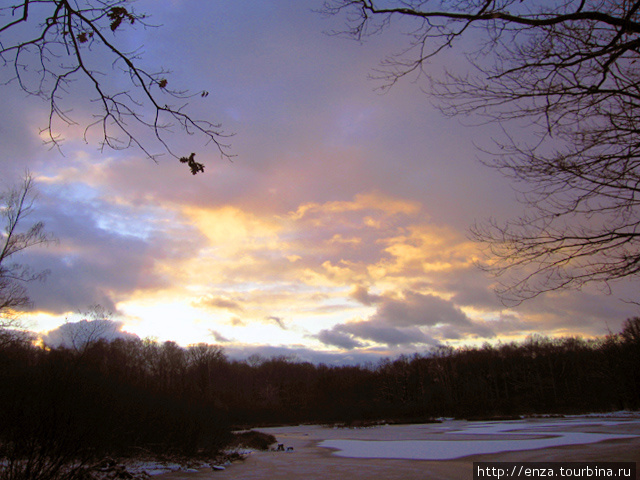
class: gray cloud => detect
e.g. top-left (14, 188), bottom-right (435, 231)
top-left (350, 284), bottom-right (382, 306)
top-left (314, 318), bottom-right (441, 351)
top-left (223, 344), bottom-right (398, 367)
top-left (513, 287), bottom-right (640, 336)
top-left (42, 319), bottom-right (138, 350)
top-left (315, 290), bottom-right (501, 350)
top-left (209, 329), bottom-right (232, 343)
top-left (439, 268), bottom-right (504, 310)
top-left (19, 185), bottom-right (204, 314)
top-left (338, 322), bottom-right (438, 347)
top-left (372, 291), bottom-right (472, 328)
top-left (267, 316), bottom-right (287, 330)
top-left (316, 328), bottom-right (364, 350)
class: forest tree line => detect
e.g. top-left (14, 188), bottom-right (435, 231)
top-left (0, 318), bottom-right (639, 468)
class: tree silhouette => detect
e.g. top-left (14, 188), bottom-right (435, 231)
top-left (0, 172), bottom-right (53, 319)
top-left (0, 1), bottom-right (231, 173)
top-left (323, 0), bottom-right (640, 303)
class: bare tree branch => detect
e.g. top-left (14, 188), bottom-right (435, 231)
top-left (0, 0), bottom-right (231, 173)
top-left (0, 171), bottom-right (54, 316)
top-left (323, 0), bottom-right (640, 304)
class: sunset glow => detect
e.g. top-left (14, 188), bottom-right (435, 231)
top-left (2, 0), bottom-right (637, 362)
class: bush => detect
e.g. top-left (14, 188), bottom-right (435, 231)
top-left (227, 431), bottom-right (276, 451)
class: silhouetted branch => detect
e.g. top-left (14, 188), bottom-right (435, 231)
top-left (323, 0), bottom-right (640, 303)
top-left (0, 0), bottom-right (232, 173)
top-left (0, 171), bottom-right (54, 314)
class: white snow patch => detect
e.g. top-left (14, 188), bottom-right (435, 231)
top-left (319, 418), bottom-right (640, 460)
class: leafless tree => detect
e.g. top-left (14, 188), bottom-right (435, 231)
top-left (323, 0), bottom-right (640, 304)
top-left (0, 172), bottom-right (53, 324)
top-left (0, 0), bottom-right (231, 173)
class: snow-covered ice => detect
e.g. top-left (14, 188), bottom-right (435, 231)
top-left (319, 417), bottom-right (640, 460)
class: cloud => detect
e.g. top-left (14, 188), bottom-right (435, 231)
top-left (22, 181), bottom-right (536, 349)
top-left (350, 285), bottom-right (382, 306)
top-left (373, 224), bottom-right (480, 281)
top-left (19, 178), bottom-right (205, 314)
top-left (315, 328), bottom-right (364, 350)
top-left (371, 291), bottom-right (472, 328)
top-left (22, 168), bottom-right (630, 351)
top-left (315, 290), bottom-right (500, 350)
top-left (267, 316), bottom-right (287, 330)
top-left (209, 329), bottom-right (232, 343)
top-left (315, 321), bottom-right (439, 350)
top-left (195, 295), bottom-right (244, 312)
top-left (339, 321), bottom-right (438, 347)
top-left (288, 192), bottom-right (420, 222)
top-left (42, 319), bottom-right (138, 350)
top-left (511, 287), bottom-right (639, 337)
top-left (222, 344), bottom-right (398, 367)
top-left (6, 0), bottom-right (638, 354)
top-left (229, 317), bottom-right (246, 327)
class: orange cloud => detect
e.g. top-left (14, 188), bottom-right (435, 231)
top-left (287, 192), bottom-right (420, 222)
top-left (110, 192), bottom-right (498, 347)
top-left (185, 205), bottom-right (282, 252)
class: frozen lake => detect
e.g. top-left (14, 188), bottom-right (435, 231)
top-left (158, 414), bottom-right (640, 480)
top-left (318, 416), bottom-right (640, 460)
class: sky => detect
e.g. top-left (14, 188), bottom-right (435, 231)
top-left (1, 0), bottom-right (638, 364)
